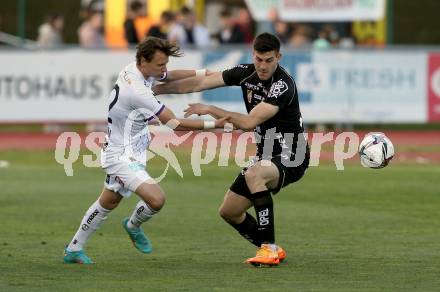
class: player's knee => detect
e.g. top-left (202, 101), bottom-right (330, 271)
top-left (218, 205), bottom-right (231, 221)
top-left (218, 206), bottom-right (226, 218)
top-left (99, 189), bottom-right (123, 210)
top-left (146, 194), bottom-right (166, 211)
top-left (218, 205), bottom-right (239, 223)
top-left (103, 200), bottom-right (120, 210)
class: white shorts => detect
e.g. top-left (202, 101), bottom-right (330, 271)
top-left (102, 155), bottom-right (151, 198)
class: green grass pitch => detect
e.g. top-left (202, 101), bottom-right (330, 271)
top-left (0, 150), bottom-right (439, 291)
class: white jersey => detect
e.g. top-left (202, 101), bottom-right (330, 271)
top-left (102, 62), bottom-right (165, 167)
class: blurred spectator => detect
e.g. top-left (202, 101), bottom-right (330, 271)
top-left (37, 13), bottom-right (64, 49)
top-left (132, 3), bottom-right (154, 43)
top-left (80, 0), bottom-right (104, 19)
top-left (339, 37), bottom-right (355, 48)
top-left (256, 7), bottom-right (277, 35)
top-left (236, 8), bottom-right (254, 44)
top-left (167, 10), bottom-right (186, 45)
top-left (175, 6), bottom-right (210, 47)
top-left (146, 10), bottom-right (175, 40)
top-left (339, 34), bottom-right (356, 49)
top-left (274, 20), bottom-right (291, 44)
top-left (313, 25), bottom-right (337, 49)
top-left (325, 24), bottom-right (340, 47)
top-left (288, 25), bottom-right (312, 49)
top-left (124, 1), bottom-right (144, 45)
top-left (216, 8), bottom-right (245, 44)
top-left (329, 31), bottom-right (340, 47)
top-left (255, 8), bottom-right (290, 44)
top-left (313, 31), bottom-right (331, 50)
top-left (78, 11), bottom-right (106, 48)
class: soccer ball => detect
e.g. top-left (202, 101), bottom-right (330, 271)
top-left (359, 133), bottom-right (394, 169)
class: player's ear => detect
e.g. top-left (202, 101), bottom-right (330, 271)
top-left (277, 52), bottom-right (282, 60)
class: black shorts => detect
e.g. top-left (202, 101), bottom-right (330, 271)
top-left (229, 153), bottom-right (309, 200)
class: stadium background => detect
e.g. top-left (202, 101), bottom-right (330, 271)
top-left (0, 0), bottom-right (439, 291)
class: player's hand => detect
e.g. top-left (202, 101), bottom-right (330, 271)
top-left (214, 117), bottom-right (228, 128)
top-left (184, 103), bottom-right (210, 117)
top-left (216, 118), bottom-right (234, 132)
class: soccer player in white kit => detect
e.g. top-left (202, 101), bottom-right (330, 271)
top-left (64, 37), bottom-right (225, 264)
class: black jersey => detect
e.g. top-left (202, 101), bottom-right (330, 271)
top-left (222, 64), bottom-right (309, 163)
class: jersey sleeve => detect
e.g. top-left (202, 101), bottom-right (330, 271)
top-left (222, 64), bottom-right (252, 86)
top-left (129, 74), bottom-right (165, 120)
top-left (264, 79), bottom-right (296, 110)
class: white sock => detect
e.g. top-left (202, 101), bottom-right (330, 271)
top-left (67, 201), bottom-right (111, 252)
top-left (126, 200), bottom-right (158, 229)
top-left (262, 243), bottom-right (277, 252)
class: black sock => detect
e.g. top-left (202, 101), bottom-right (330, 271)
top-left (228, 212), bottom-right (261, 247)
top-left (252, 190), bottom-right (275, 244)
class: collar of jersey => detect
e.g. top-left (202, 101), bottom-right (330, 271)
top-left (131, 62), bottom-right (147, 81)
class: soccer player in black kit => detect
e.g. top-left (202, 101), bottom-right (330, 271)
top-left (154, 33), bottom-right (310, 267)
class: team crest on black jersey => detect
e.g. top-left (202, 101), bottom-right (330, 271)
top-left (247, 89), bottom-right (252, 103)
top-left (268, 80), bottom-right (288, 98)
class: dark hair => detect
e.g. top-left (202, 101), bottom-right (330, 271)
top-left (161, 10), bottom-right (175, 22)
top-left (136, 37), bottom-right (183, 64)
top-left (129, 1), bottom-right (143, 12)
top-left (220, 8), bottom-right (232, 18)
top-left (180, 6), bottom-right (193, 16)
top-left (253, 33), bottom-right (281, 53)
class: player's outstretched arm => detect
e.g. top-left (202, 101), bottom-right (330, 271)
top-left (157, 106), bottom-right (228, 131)
top-left (153, 71), bottom-right (225, 95)
top-left (184, 102), bottom-right (279, 131)
top-left (163, 69), bottom-right (200, 82)
top-left (162, 70), bottom-right (195, 82)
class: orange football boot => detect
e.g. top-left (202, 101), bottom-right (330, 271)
top-left (245, 244), bottom-right (279, 267)
top-left (277, 246), bottom-right (287, 262)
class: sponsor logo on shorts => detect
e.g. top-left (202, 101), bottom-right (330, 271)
top-left (81, 224), bottom-right (90, 231)
top-left (115, 176), bottom-right (124, 187)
